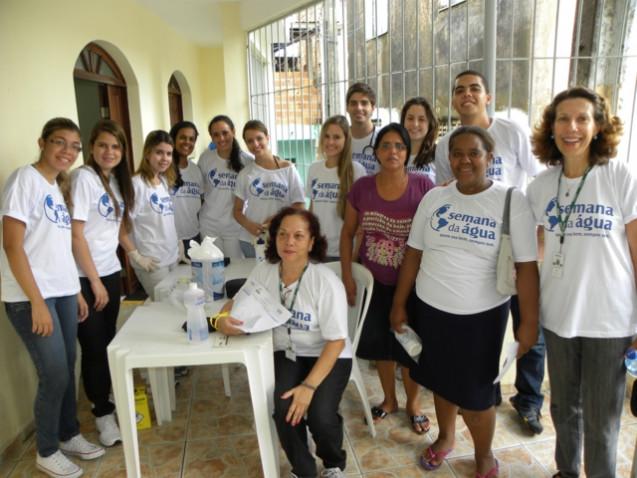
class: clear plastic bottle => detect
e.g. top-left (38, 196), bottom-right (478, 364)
top-left (625, 347), bottom-right (637, 377)
top-left (254, 235), bottom-right (266, 264)
top-left (393, 325), bottom-right (422, 360)
top-left (183, 282), bottom-right (209, 343)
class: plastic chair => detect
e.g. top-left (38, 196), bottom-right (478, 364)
top-left (324, 261), bottom-right (376, 437)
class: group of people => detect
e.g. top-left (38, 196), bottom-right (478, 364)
top-left (2, 70), bottom-right (636, 478)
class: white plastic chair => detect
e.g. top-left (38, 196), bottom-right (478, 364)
top-left (324, 261), bottom-right (376, 438)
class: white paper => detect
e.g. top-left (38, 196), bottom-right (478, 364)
top-left (230, 278), bottom-right (292, 333)
top-left (493, 341), bottom-right (519, 384)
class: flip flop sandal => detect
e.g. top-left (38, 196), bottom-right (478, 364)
top-left (419, 445), bottom-right (453, 471)
top-left (370, 405), bottom-right (391, 421)
top-left (409, 414), bottom-right (431, 434)
top-left (476, 459), bottom-right (499, 478)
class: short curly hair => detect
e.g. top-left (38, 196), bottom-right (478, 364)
top-left (264, 207), bottom-right (327, 263)
top-left (531, 86), bottom-right (623, 166)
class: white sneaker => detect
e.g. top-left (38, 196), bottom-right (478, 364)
top-left (320, 468), bottom-right (345, 478)
top-left (95, 413), bottom-right (122, 447)
top-left (59, 434), bottom-right (105, 460)
top-left (36, 451), bottom-right (83, 478)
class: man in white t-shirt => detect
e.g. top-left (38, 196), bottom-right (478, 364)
top-left (436, 70), bottom-right (545, 434)
top-left (346, 83), bottom-right (378, 175)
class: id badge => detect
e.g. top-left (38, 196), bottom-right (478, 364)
top-left (285, 341), bottom-right (297, 362)
top-left (551, 252), bottom-right (565, 278)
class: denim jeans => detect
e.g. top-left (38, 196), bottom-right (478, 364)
top-left (544, 328), bottom-right (632, 478)
top-left (273, 351), bottom-right (352, 478)
top-left (510, 295), bottom-right (545, 410)
top-left (5, 296), bottom-right (80, 457)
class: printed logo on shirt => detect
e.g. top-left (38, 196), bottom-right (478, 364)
top-left (172, 181), bottom-right (201, 198)
top-left (353, 152), bottom-right (377, 175)
top-left (543, 197), bottom-right (614, 238)
top-left (486, 156), bottom-right (504, 182)
top-left (43, 195), bottom-right (71, 228)
top-left (310, 179), bottom-right (339, 202)
top-left (97, 193), bottom-right (124, 222)
top-left (430, 204), bottom-right (497, 246)
top-left (249, 177), bottom-right (289, 200)
top-left (360, 211), bottom-right (413, 269)
top-left (286, 309), bottom-right (313, 331)
top-left (149, 192), bottom-right (174, 216)
top-left (208, 168), bottom-right (236, 190)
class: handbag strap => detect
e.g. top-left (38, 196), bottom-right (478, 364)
top-left (502, 187), bottom-right (515, 235)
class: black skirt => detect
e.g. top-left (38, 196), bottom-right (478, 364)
top-left (409, 298), bottom-right (510, 411)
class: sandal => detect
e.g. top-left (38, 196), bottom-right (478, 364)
top-left (476, 459), bottom-right (499, 478)
top-left (419, 445), bottom-right (453, 471)
top-left (370, 405), bottom-right (394, 422)
top-left (409, 414), bottom-right (430, 434)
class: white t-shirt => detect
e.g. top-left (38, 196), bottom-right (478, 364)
top-left (242, 261), bottom-right (352, 358)
top-left (234, 162), bottom-right (306, 242)
top-left (71, 166), bottom-right (123, 277)
top-left (527, 160), bottom-right (637, 338)
top-left (434, 117), bottom-right (543, 190)
top-left (406, 154), bottom-right (436, 184)
top-left (306, 160), bottom-right (366, 257)
top-left (1, 165), bottom-right (80, 302)
top-left (351, 128), bottom-right (378, 175)
top-left (131, 175), bottom-right (178, 267)
top-left (170, 160), bottom-right (203, 240)
top-left (198, 149), bottom-right (253, 238)
top-left (408, 181), bottom-right (537, 314)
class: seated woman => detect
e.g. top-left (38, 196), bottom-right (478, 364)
top-left (390, 126), bottom-right (540, 478)
top-left (216, 207), bottom-right (352, 478)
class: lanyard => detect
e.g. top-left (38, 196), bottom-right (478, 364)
top-left (279, 263), bottom-right (308, 336)
top-left (555, 165), bottom-right (592, 249)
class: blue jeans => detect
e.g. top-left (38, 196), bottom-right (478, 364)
top-left (544, 328), bottom-right (631, 478)
top-left (510, 295), bottom-right (545, 410)
top-left (5, 296), bottom-right (80, 457)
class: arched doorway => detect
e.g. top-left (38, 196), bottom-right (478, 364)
top-left (74, 42), bottom-right (134, 170)
top-left (168, 74), bottom-right (183, 126)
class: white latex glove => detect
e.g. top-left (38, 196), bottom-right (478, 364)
top-left (128, 249), bottom-right (159, 272)
top-left (178, 241), bottom-right (190, 265)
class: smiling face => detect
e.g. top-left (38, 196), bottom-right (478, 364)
top-left (346, 92), bottom-right (375, 128)
top-left (276, 214), bottom-right (314, 265)
top-left (321, 124), bottom-right (346, 162)
top-left (452, 74), bottom-right (491, 118)
top-left (375, 130), bottom-right (408, 172)
top-left (174, 127), bottom-right (196, 159)
top-left (403, 104), bottom-right (429, 144)
top-left (449, 132), bottom-right (493, 193)
top-left (243, 128), bottom-right (270, 158)
top-left (552, 97), bottom-right (600, 163)
top-left (37, 129), bottom-right (82, 177)
top-left (146, 142), bottom-right (173, 175)
top-left (210, 120), bottom-right (235, 157)
top-left (91, 132), bottom-right (122, 175)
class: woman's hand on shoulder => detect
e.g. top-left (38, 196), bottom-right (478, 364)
top-left (31, 301), bottom-right (53, 336)
top-left (281, 384), bottom-right (315, 426)
top-left (389, 303), bottom-right (408, 333)
top-left (216, 315), bottom-right (244, 336)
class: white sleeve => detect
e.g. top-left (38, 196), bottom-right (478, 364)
top-left (353, 162), bottom-right (367, 181)
top-left (509, 189), bottom-right (538, 262)
top-left (1, 169), bottom-right (33, 225)
top-left (614, 162), bottom-right (637, 224)
top-left (288, 165), bottom-right (306, 204)
top-left (130, 177), bottom-right (144, 219)
top-left (316, 269), bottom-right (348, 341)
top-left (515, 123), bottom-right (543, 178)
top-left (526, 174), bottom-right (547, 226)
top-left (70, 169), bottom-right (92, 221)
top-left (406, 195), bottom-right (429, 251)
top-left (234, 169), bottom-right (248, 201)
top-left (434, 136), bottom-right (453, 185)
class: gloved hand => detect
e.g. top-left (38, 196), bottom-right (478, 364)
top-left (128, 249), bottom-right (159, 272)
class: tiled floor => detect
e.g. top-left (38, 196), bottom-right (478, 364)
top-left (3, 316), bottom-right (637, 477)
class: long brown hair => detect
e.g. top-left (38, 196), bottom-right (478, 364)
top-left (39, 117), bottom-right (81, 211)
top-left (87, 120), bottom-right (135, 231)
top-left (318, 115), bottom-right (354, 219)
top-left (136, 130), bottom-right (176, 187)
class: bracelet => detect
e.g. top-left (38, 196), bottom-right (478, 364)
top-left (300, 381), bottom-right (317, 391)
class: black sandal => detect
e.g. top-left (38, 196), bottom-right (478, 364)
top-left (409, 414), bottom-right (431, 434)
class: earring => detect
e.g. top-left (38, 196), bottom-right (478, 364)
top-left (550, 134), bottom-right (554, 139)
top-left (593, 134), bottom-right (599, 140)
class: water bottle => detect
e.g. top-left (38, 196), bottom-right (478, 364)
top-left (393, 325), bottom-right (422, 360)
top-left (625, 347), bottom-right (637, 377)
top-left (184, 283), bottom-right (209, 343)
top-left (254, 235), bottom-right (266, 264)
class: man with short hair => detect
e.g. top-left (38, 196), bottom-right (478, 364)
top-left (435, 70), bottom-right (546, 435)
top-left (346, 82), bottom-right (378, 175)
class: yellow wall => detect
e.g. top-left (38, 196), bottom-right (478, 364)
top-left (0, 0), bottom-right (245, 452)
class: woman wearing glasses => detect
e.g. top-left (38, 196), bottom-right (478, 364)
top-left (2, 118), bottom-right (104, 478)
top-left (341, 123), bottom-right (435, 434)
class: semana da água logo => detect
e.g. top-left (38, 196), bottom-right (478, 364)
top-left (310, 178), bottom-right (338, 201)
top-left (208, 168), bottom-right (221, 187)
top-left (430, 203), bottom-right (497, 240)
top-left (208, 168), bottom-right (236, 189)
top-left (543, 197), bottom-right (614, 233)
top-left (97, 193), bottom-right (125, 220)
top-left (149, 192), bottom-right (174, 215)
top-left (43, 194), bottom-right (71, 228)
top-left (249, 177), bottom-right (289, 199)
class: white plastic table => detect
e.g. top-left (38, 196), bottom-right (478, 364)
top-left (107, 301), bottom-right (278, 478)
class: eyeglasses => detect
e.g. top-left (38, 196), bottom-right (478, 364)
top-left (378, 142), bottom-right (407, 152)
top-left (48, 138), bottom-right (82, 154)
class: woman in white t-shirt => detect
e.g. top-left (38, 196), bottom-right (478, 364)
top-left (234, 120), bottom-right (305, 257)
top-left (400, 97), bottom-right (438, 183)
top-left (527, 87), bottom-right (637, 478)
top-left (216, 207), bottom-right (352, 478)
top-left (1, 118), bottom-right (104, 478)
top-left (390, 126), bottom-right (539, 477)
top-left (120, 130), bottom-right (179, 300)
top-left (306, 115), bottom-right (366, 260)
top-left (198, 115), bottom-right (253, 257)
top-left (168, 121), bottom-right (203, 259)
top-left (70, 120), bottom-right (134, 448)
